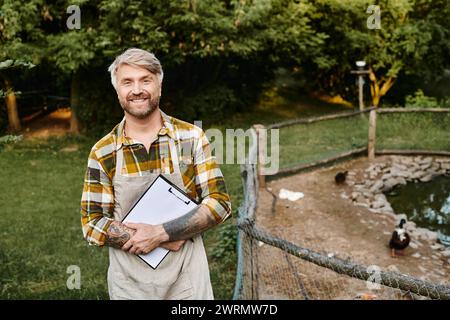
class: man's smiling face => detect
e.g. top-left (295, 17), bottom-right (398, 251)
top-left (116, 63), bottom-right (161, 119)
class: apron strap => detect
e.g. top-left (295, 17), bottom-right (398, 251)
top-left (168, 138), bottom-right (181, 176)
top-left (115, 146), bottom-right (124, 177)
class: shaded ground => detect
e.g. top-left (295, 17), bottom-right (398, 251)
top-left (22, 108), bottom-right (71, 139)
top-left (254, 156), bottom-right (450, 300)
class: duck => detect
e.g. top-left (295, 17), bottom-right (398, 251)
top-left (334, 171), bottom-right (348, 184)
top-left (389, 218), bottom-right (410, 258)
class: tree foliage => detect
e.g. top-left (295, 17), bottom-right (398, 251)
top-left (1, 0), bottom-right (449, 133)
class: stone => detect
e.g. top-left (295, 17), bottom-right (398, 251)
top-left (394, 177), bottom-right (407, 185)
top-left (355, 202), bottom-right (369, 208)
top-left (441, 250), bottom-right (450, 258)
top-left (374, 193), bottom-right (387, 202)
top-left (394, 163), bottom-right (408, 169)
top-left (440, 163), bottom-right (450, 170)
top-left (409, 242), bottom-right (418, 249)
top-left (351, 192), bottom-right (360, 200)
top-left (380, 203), bottom-right (394, 213)
top-left (400, 158), bottom-right (414, 165)
top-left (405, 221), bottom-right (416, 229)
top-left (363, 192), bottom-right (373, 199)
top-left (420, 163), bottom-right (432, 170)
top-left (383, 178), bottom-right (398, 191)
top-left (420, 174), bottom-right (433, 182)
top-left (370, 180), bottom-right (384, 193)
top-left (411, 240), bottom-right (422, 247)
top-left (381, 173), bottom-right (392, 181)
top-left (430, 243), bottom-right (444, 251)
top-left (418, 157), bottom-right (433, 165)
top-left (411, 171), bottom-right (427, 180)
top-left (340, 193), bottom-right (349, 199)
top-left (371, 199), bottom-right (386, 209)
top-left (390, 168), bottom-right (411, 178)
top-left (412, 252), bottom-right (421, 258)
top-left (430, 163), bottom-right (440, 172)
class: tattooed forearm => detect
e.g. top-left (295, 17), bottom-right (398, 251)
top-left (163, 205), bottom-right (217, 241)
top-left (105, 221), bottom-right (136, 249)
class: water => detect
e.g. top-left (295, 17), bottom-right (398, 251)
top-left (385, 175), bottom-right (450, 246)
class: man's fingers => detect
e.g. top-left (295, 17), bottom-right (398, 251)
top-left (122, 239), bottom-right (133, 251)
top-left (124, 222), bottom-right (140, 229)
top-left (161, 240), bottom-right (186, 251)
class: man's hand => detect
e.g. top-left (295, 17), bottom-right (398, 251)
top-left (105, 221), bottom-right (136, 249)
top-left (160, 240), bottom-right (186, 252)
top-left (122, 222), bottom-right (169, 255)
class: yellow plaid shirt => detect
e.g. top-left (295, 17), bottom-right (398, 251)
top-left (80, 110), bottom-right (231, 246)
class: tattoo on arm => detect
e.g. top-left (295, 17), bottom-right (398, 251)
top-left (105, 221), bottom-right (136, 249)
top-left (163, 205), bottom-right (217, 241)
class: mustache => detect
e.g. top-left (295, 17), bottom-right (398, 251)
top-left (127, 91), bottom-right (151, 100)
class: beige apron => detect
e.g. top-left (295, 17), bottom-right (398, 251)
top-left (107, 136), bottom-right (214, 300)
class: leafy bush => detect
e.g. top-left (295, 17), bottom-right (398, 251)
top-left (405, 89), bottom-right (440, 108)
top-left (0, 134), bottom-right (23, 150)
top-left (210, 221), bottom-right (237, 265)
top-left (77, 68), bottom-right (124, 137)
top-left (176, 85), bottom-right (238, 125)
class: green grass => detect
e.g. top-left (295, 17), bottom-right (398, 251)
top-left (276, 116), bottom-right (369, 169)
top-left (377, 113), bottom-right (450, 151)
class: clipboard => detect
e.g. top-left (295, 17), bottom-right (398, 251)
top-left (121, 174), bottom-right (199, 269)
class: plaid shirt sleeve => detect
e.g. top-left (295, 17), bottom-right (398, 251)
top-left (80, 147), bottom-right (115, 246)
top-left (194, 130), bottom-right (232, 223)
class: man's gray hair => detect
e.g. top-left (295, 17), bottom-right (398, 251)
top-left (108, 48), bottom-right (164, 90)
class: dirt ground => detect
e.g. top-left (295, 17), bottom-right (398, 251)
top-left (254, 156), bottom-right (450, 300)
top-left (22, 108), bottom-right (71, 139)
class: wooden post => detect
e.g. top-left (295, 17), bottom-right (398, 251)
top-left (252, 124), bottom-right (266, 188)
top-left (368, 108), bottom-right (377, 161)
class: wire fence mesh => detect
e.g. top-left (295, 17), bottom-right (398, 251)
top-left (233, 108), bottom-right (450, 300)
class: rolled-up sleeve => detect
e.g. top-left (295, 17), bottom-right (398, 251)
top-left (193, 131), bottom-right (232, 223)
top-left (80, 148), bottom-right (115, 246)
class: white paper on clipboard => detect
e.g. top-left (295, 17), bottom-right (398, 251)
top-left (121, 175), bottom-right (198, 269)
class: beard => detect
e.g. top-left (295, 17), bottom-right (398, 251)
top-left (119, 90), bottom-right (160, 119)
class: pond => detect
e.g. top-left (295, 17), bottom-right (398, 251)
top-left (385, 175), bottom-right (450, 246)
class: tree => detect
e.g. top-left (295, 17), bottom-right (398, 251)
top-left (0, 0), bottom-right (44, 132)
top-left (0, 60), bottom-right (35, 132)
top-left (303, 0), bottom-right (450, 107)
top-left (44, 1), bottom-right (98, 133)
